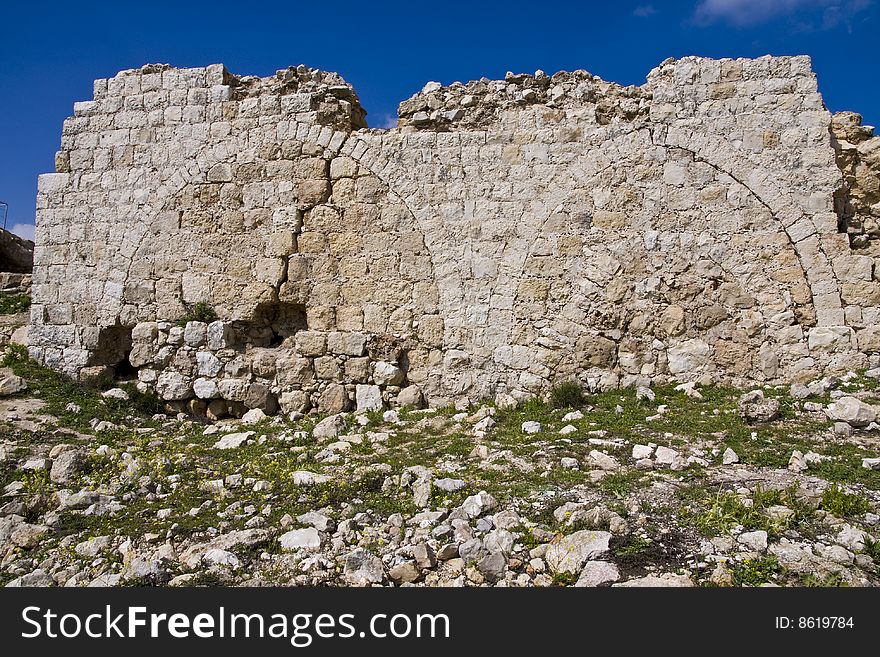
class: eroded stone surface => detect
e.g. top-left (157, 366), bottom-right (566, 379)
top-left (26, 56), bottom-right (880, 416)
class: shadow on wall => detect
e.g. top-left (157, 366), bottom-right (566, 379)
top-left (89, 325), bottom-right (136, 380)
top-left (233, 301), bottom-right (308, 348)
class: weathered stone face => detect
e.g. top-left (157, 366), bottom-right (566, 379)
top-left (26, 56), bottom-right (880, 414)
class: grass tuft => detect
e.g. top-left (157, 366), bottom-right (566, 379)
top-left (176, 302), bottom-right (217, 326)
top-left (820, 485), bottom-right (870, 518)
top-left (549, 381), bottom-right (586, 409)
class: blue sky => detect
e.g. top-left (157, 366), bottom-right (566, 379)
top-left (1, 0), bottom-right (877, 240)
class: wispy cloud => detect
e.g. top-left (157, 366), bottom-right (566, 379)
top-left (692, 0), bottom-right (871, 27)
top-left (10, 222), bottom-right (35, 241)
top-left (633, 4), bottom-right (657, 17)
top-left (373, 113), bottom-right (398, 129)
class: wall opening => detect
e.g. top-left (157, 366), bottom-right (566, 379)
top-left (233, 301), bottom-right (307, 348)
top-left (89, 325), bottom-right (137, 380)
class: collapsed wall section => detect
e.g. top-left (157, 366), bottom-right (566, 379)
top-left (28, 56), bottom-right (880, 415)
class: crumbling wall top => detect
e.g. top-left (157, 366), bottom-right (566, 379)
top-left (86, 62), bottom-right (367, 133)
top-left (396, 69), bottom-right (649, 131)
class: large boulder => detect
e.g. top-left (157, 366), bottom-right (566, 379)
top-left (612, 573), bottom-right (694, 587)
top-left (738, 390), bottom-right (781, 423)
top-left (278, 528), bottom-right (321, 551)
top-left (545, 530), bottom-right (611, 574)
top-left (825, 396), bottom-right (877, 428)
top-left (0, 367), bottom-right (26, 396)
top-left (396, 385), bottom-right (424, 409)
top-left (49, 449), bottom-right (88, 484)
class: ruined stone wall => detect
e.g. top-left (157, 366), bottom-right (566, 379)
top-left (28, 56), bottom-right (880, 416)
top-left (0, 227), bottom-right (34, 277)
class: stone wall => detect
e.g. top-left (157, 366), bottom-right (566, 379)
top-left (28, 56), bottom-right (880, 416)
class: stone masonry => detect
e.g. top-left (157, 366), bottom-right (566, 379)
top-left (28, 56), bottom-right (880, 418)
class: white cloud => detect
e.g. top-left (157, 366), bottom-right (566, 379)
top-left (693, 0), bottom-right (871, 26)
top-left (10, 222), bottom-right (35, 242)
top-left (374, 113), bottom-right (398, 129)
top-left (634, 4), bottom-right (657, 17)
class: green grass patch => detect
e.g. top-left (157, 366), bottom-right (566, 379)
top-left (862, 535), bottom-right (880, 570)
top-left (549, 381), bottom-right (586, 409)
top-left (731, 556), bottom-right (783, 586)
top-left (598, 470), bottom-right (650, 498)
top-left (820, 485), bottom-right (871, 518)
top-left (800, 572), bottom-right (849, 587)
top-left (551, 571), bottom-right (579, 586)
top-left (614, 535), bottom-right (653, 557)
top-left (0, 293), bottom-right (30, 315)
top-left (681, 485), bottom-right (812, 538)
top-left (1, 345), bottom-right (163, 431)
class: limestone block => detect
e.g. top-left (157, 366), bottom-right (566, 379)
top-left (493, 345), bottom-right (534, 370)
top-left (128, 343), bottom-right (154, 368)
top-left (330, 156), bottom-right (357, 179)
top-left (276, 355), bottom-right (314, 387)
top-left (156, 372), bottom-right (193, 400)
top-left (658, 306), bottom-right (686, 337)
top-left (336, 306), bottom-right (364, 331)
top-left (249, 350), bottom-right (278, 378)
top-left (575, 335), bottom-right (617, 368)
top-left (841, 282), bottom-right (880, 307)
top-left (356, 384), bottom-right (383, 411)
top-left (218, 378), bottom-right (249, 401)
top-left (245, 383), bottom-right (277, 412)
top-left (319, 383), bottom-right (350, 413)
top-left (295, 331), bottom-right (327, 357)
top-left (280, 390), bottom-right (310, 414)
top-left (131, 322), bottom-right (158, 343)
top-left (807, 326), bottom-right (854, 352)
top-left (267, 230), bottom-right (297, 257)
top-left (207, 162), bottom-right (232, 182)
top-left (327, 331), bottom-right (366, 356)
top-left (184, 321), bottom-right (207, 347)
top-left (345, 357), bottom-right (371, 382)
top-left (396, 385), bottom-right (424, 409)
top-left (314, 356), bottom-right (341, 380)
top-left (373, 361), bottom-right (404, 386)
top-left (281, 93), bottom-right (313, 113)
top-left (196, 351), bottom-right (222, 377)
top-left (857, 327), bottom-right (880, 352)
top-left (37, 173), bottom-right (69, 194)
top-left (167, 327), bottom-right (184, 346)
top-left (272, 207), bottom-right (303, 232)
top-left (593, 211), bottom-right (626, 229)
top-left (297, 179), bottom-right (330, 206)
top-left (207, 321), bottom-right (232, 350)
top-left (417, 315), bottom-right (444, 348)
top-left (193, 378), bottom-right (220, 399)
top-left (667, 339), bottom-right (711, 375)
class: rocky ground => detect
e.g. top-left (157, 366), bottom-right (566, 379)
top-left (1, 341), bottom-right (879, 588)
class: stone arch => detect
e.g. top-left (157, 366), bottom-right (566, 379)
top-left (495, 128), bottom-right (817, 390)
top-left (108, 121), bottom-right (447, 404)
top-left (658, 127), bottom-right (844, 326)
top-left (118, 124), bottom-right (445, 325)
